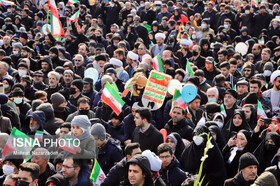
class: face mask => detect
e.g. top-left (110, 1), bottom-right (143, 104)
top-left (79, 110), bottom-right (89, 115)
top-left (185, 25), bottom-right (189, 30)
top-left (192, 51), bottom-right (198, 56)
top-left (263, 70), bottom-right (272, 77)
top-left (14, 97), bottom-right (23, 104)
top-left (13, 50), bottom-right (19, 55)
top-left (18, 69), bottom-right (27, 77)
top-left (18, 180), bottom-right (30, 186)
top-left (7, 9), bottom-right (11, 12)
top-left (110, 3), bottom-right (114, 7)
top-left (140, 3), bottom-right (144, 7)
top-left (224, 24), bottom-right (229, 29)
top-left (245, 10), bottom-right (250, 14)
top-left (201, 23), bottom-right (207, 29)
top-left (192, 35), bottom-right (197, 39)
top-left (216, 121), bottom-right (223, 129)
top-left (3, 164), bottom-right (15, 175)
top-left (265, 143), bottom-right (275, 151)
top-left (193, 135), bottom-right (204, 146)
top-left (3, 84), bottom-right (9, 89)
top-left (208, 98), bottom-right (216, 103)
top-left (70, 87), bottom-right (76, 94)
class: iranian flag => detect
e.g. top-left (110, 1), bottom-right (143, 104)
top-left (221, 104), bottom-right (227, 118)
top-left (0, 0), bottom-right (14, 6)
top-left (169, 89), bottom-right (187, 116)
top-left (68, 10), bottom-right (80, 22)
top-left (258, 39), bottom-right (264, 45)
top-left (2, 127), bottom-right (34, 161)
top-left (90, 159), bottom-right (106, 185)
top-left (68, 0), bottom-right (77, 5)
top-left (101, 82), bottom-right (125, 116)
top-left (153, 54), bottom-right (164, 72)
top-left (35, 131), bottom-right (44, 142)
top-left (59, 136), bottom-right (79, 155)
top-left (251, 0), bottom-right (259, 7)
top-left (186, 59), bottom-right (194, 77)
top-left (49, 0), bottom-right (64, 40)
top-left (257, 100), bottom-right (267, 119)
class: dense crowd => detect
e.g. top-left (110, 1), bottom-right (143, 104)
top-left (0, 0), bottom-right (280, 185)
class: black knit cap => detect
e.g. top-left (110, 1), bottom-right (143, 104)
top-left (3, 153), bottom-right (23, 168)
top-left (239, 152), bottom-right (259, 170)
top-left (224, 89), bottom-right (238, 99)
top-left (206, 102), bottom-right (221, 113)
top-left (244, 92), bottom-right (259, 104)
top-left (12, 87), bottom-right (24, 97)
top-left (71, 79), bottom-right (84, 92)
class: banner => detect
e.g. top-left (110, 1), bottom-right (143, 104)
top-left (142, 70), bottom-right (171, 110)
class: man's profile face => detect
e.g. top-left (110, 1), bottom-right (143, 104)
top-left (134, 113), bottom-right (144, 128)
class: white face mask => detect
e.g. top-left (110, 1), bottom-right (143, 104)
top-left (245, 10), bottom-right (250, 14)
top-left (18, 69), bottom-right (27, 77)
top-left (263, 70), bottom-right (272, 77)
top-left (192, 35), bottom-right (197, 39)
top-left (208, 97), bottom-right (217, 103)
top-left (3, 164), bottom-right (15, 175)
top-left (14, 97), bottom-right (23, 104)
top-left (13, 50), bottom-right (19, 55)
top-left (201, 23), bottom-right (207, 29)
top-left (193, 135), bottom-right (204, 146)
top-left (3, 84), bottom-right (9, 89)
top-left (110, 2), bottom-right (114, 7)
top-left (7, 9), bottom-right (11, 13)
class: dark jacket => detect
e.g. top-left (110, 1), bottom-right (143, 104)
top-left (98, 137), bottom-right (123, 175)
top-left (132, 124), bottom-right (163, 154)
top-left (101, 157), bottom-right (127, 186)
top-left (0, 110), bottom-right (12, 134)
top-left (164, 118), bottom-right (194, 142)
top-left (123, 113), bottom-right (135, 141)
top-left (44, 83), bottom-right (64, 103)
top-left (160, 157), bottom-right (187, 186)
top-left (38, 162), bottom-right (56, 186)
top-left (140, 8), bottom-right (157, 26)
top-left (224, 172), bottom-right (254, 186)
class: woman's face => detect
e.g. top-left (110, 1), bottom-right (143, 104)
top-left (248, 57), bottom-right (254, 63)
top-left (174, 10), bottom-right (178, 16)
top-left (166, 138), bottom-right (176, 150)
top-left (127, 26), bottom-right (131, 33)
top-left (206, 34), bottom-right (211, 41)
top-left (233, 114), bottom-right (243, 127)
top-left (210, 130), bottom-right (217, 141)
top-left (237, 134), bottom-right (247, 148)
top-left (188, 28), bottom-right (193, 35)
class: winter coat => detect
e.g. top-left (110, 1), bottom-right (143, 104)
top-left (164, 118), bottom-right (194, 142)
top-left (132, 124), bottom-right (163, 154)
top-left (160, 157), bottom-right (187, 186)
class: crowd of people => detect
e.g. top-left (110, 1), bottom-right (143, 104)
top-left (0, 0), bottom-right (280, 185)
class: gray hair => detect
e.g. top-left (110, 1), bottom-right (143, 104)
top-left (207, 87), bottom-right (219, 96)
top-left (0, 133), bottom-right (9, 148)
top-left (48, 71), bottom-right (61, 81)
top-left (63, 69), bottom-right (74, 76)
top-left (0, 62), bottom-right (9, 71)
top-left (74, 54), bottom-right (84, 62)
top-left (32, 148), bottom-right (50, 162)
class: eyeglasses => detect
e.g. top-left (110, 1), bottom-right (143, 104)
top-left (33, 75), bottom-right (42, 77)
top-left (74, 59), bottom-right (81, 62)
top-left (244, 69), bottom-right (251, 72)
top-left (252, 48), bottom-right (257, 50)
top-left (138, 48), bottom-right (145, 50)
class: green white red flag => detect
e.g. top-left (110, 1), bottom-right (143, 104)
top-left (68, 10), bottom-right (80, 22)
top-left (186, 59), bottom-right (194, 77)
top-left (257, 100), bottom-right (267, 119)
top-left (58, 136), bottom-right (79, 155)
top-left (35, 130), bottom-right (44, 142)
top-left (258, 39), bottom-right (264, 45)
top-left (90, 159), bottom-right (106, 185)
top-left (153, 54), bottom-right (164, 72)
top-left (2, 127), bottom-right (34, 162)
top-left (68, 0), bottom-right (77, 5)
top-left (0, 0), bottom-right (14, 6)
top-left (49, 0), bottom-right (64, 40)
top-left (169, 89), bottom-right (187, 116)
top-left (101, 82), bottom-right (125, 116)
top-left (221, 104), bottom-right (227, 118)
top-left (251, 0), bottom-right (259, 7)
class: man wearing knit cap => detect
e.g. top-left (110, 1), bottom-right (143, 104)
top-left (203, 56), bottom-right (221, 85)
top-left (51, 92), bottom-right (71, 121)
top-left (150, 33), bottom-right (167, 58)
top-left (236, 80), bottom-right (249, 105)
top-left (224, 152), bottom-right (259, 185)
top-left (20, 75), bottom-right (37, 101)
top-left (91, 123), bottom-right (123, 174)
top-left (223, 89), bottom-right (240, 124)
top-left (70, 79), bottom-right (88, 107)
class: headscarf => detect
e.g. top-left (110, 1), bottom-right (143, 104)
top-left (222, 109), bottom-right (251, 142)
top-left (208, 124), bottom-right (226, 152)
top-left (166, 132), bottom-right (185, 161)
